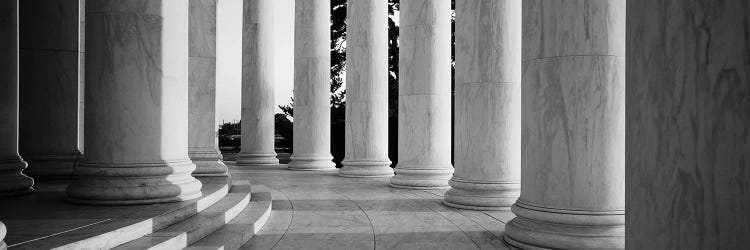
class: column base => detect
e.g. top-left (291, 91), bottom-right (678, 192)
top-left (389, 165), bottom-right (453, 189)
top-left (66, 160), bottom-right (203, 205)
top-left (443, 177), bottom-right (519, 210)
top-left (236, 152), bottom-right (279, 167)
top-left (23, 152), bottom-right (81, 178)
top-left (0, 158), bottom-right (35, 196)
top-left (288, 154), bottom-right (335, 171)
top-left (504, 200), bottom-right (625, 250)
top-left (192, 160), bottom-right (230, 177)
top-left (189, 150), bottom-right (230, 176)
top-left (339, 159), bottom-right (393, 178)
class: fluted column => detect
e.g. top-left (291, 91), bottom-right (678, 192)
top-left (288, 0), bottom-right (335, 170)
top-left (444, 0), bottom-right (521, 210)
top-left (390, 0), bottom-right (453, 189)
top-left (0, 0), bottom-right (34, 196)
top-left (17, 0), bottom-right (82, 177)
top-left (188, 0), bottom-right (228, 176)
top-left (237, 0), bottom-right (279, 167)
top-left (504, 0), bottom-right (625, 249)
top-left (66, 0), bottom-right (203, 205)
top-left (339, 0), bottom-right (392, 177)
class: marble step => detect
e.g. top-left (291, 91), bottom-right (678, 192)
top-left (186, 191), bottom-right (272, 250)
top-left (11, 177), bottom-right (231, 250)
top-left (112, 190), bottom-right (251, 250)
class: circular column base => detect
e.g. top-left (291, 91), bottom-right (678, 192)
top-left (288, 155), bottom-right (336, 171)
top-left (339, 160), bottom-right (393, 178)
top-left (442, 178), bottom-right (519, 210)
top-left (0, 222), bottom-right (6, 250)
top-left (0, 159), bottom-right (35, 196)
top-left (389, 166), bottom-right (453, 189)
top-left (236, 153), bottom-right (280, 167)
top-left (66, 160), bottom-right (203, 205)
top-left (504, 201), bottom-right (625, 250)
top-left (192, 160), bottom-right (230, 177)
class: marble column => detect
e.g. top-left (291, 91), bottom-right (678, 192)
top-left (444, 0), bottom-right (520, 210)
top-left (66, 0), bottom-right (203, 205)
top-left (188, 0), bottom-right (229, 176)
top-left (627, 0), bottom-right (750, 248)
top-left (0, 221), bottom-right (5, 250)
top-left (339, 0), bottom-right (392, 178)
top-left (0, 0), bottom-right (34, 196)
top-left (237, 0), bottom-right (279, 167)
top-left (504, 0), bottom-right (625, 249)
top-left (390, 0), bottom-right (453, 189)
top-left (17, 0), bottom-right (83, 177)
top-left (288, 0), bottom-right (335, 170)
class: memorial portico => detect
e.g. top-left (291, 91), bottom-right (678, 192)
top-left (1, 0), bottom-right (748, 249)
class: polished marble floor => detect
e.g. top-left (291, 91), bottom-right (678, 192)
top-left (234, 164), bottom-right (514, 250)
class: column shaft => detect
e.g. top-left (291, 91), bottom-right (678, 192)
top-left (340, 0), bottom-right (392, 177)
top-left (444, 0), bottom-right (521, 210)
top-left (18, 0), bottom-right (83, 177)
top-left (66, 0), bottom-right (203, 205)
top-left (390, 0), bottom-right (453, 189)
top-left (0, 0), bottom-right (34, 196)
top-left (504, 0), bottom-right (625, 249)
top-left (237, 0), bottom-right (279, 167)
top-left (188, 0), bottom-right (228, 176)
top-left (626, 0), bottom-right (750, 248)
top-left (288, 0), bottom-right (335, 170)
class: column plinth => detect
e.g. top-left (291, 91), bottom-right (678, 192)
top-left (504, 0), bottom-right (625, 248)
top-left (339, 0), bottom-right (392, 178)
top-left (237, 0), bottom-right (279, 168)
top-left (444, 0), bottom-right (522, 210)
top-left (0, 0), bottom-right (34, 197)
top-left (188, 0), bottom-right (228, 177)
top-left (390, 0), bottom-right (453, 189)
top-left (288, 0), bottom-right (335, 171)
top-left (66, 0), bottom-right (202, 205)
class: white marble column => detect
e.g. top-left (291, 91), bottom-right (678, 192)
top-left (188, 0), bottom-right (229, 176)
top-left (0, 0), bottom-right (34, 196)
top-left (66, 0), bottom-right (203, 205)
top-left (288, 0), bottom-right (335, 170)
top-left (444, 0), bottom-right (521, 210)
top-left (339, 0), bottom-right (392, 178)
top-left (0, 221), bottom-right (6, 249)
top-left (627, 1), bottom-right (750, 248)
top-left (18, 0), bottom-right (83, 177)
top-left (390, 0), bottom-right (453, 189)
top-left (237, 0), bottom-right (279, 167)
top-left (504, 0), bottom-right (625, 249)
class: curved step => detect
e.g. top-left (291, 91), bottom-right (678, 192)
top-left (186, 191), bottom-right (272, 250)
top-left (113, 191), bottom-right (251, 250)
top-left (10, 177), bottom-right (230, 250)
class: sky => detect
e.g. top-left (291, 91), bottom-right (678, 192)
top-left (215, 0), bottom-right (295, 124)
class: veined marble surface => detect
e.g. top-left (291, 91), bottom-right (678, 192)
top-left (238, 0), bottom-right (279, 167)
top-left (188, 0), bottom-right (227, 176)
top-left (506, 0), bottom-right (625, 248)
top-left (340, 0), bottom-right (392, 177)
top-left (626, 0), bottom-right (750, 248)
top-left (289, 0), bottom-right (335, 170)
top-left (392, 0), bottom-right (453, 189)
top-left (0, 0), bottom-right (34, 196)
top-left (66, 0), bottom-right (202, 204)
top-left (445, 0), bottom-right (522, 210)
top-left (18, 0), bottom-right (82, 177)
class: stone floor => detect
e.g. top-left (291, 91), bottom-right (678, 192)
top-left (234, 164), bottom-right (514, 250)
